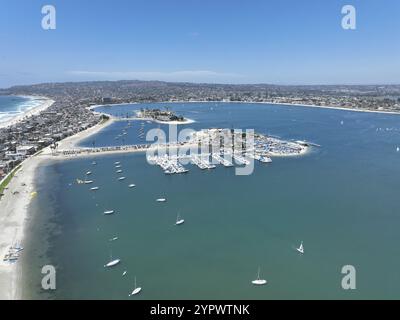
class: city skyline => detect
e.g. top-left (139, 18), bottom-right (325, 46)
top-left (1, 0), bottom-right (400, 88)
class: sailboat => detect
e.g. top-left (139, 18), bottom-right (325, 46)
top-left (104, 250), bottom-right (120, 268)
top-left (128, 184), bottom-right (136, 188)
top-left (175, 213), bottom-right (185, 225)
top-left (129, 276), bottom-right (142, 296)
top-left (296, 241), bottom-right (304, 254)
top-left (251, 267), bottom-right (267, 285)
top-left (103, 210), bottom-right (115, 215)
top-left (156, 198), bottom-right (167, 202)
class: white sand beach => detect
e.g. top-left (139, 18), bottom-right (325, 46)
top-left (0, 155), bottom-right (44, 299)
top-left (56, 116), bottom-right (115, 150)
top-left (266, 101), bottom-right (400, 115)
top-left (0, 115), bottom-right (113, 300)
top-left (0, 96), bottom-right (55, 129)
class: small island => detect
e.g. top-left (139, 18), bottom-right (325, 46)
top-left (136, 107), bottom-right (190, 123)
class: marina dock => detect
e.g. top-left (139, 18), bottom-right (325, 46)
top-left (48, 128), bottom-right (311, 176)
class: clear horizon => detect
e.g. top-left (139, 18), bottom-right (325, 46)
top-left (1, 0), bottom-right (399, 88)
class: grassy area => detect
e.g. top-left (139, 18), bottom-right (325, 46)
top-left (0, 164), bottom-right (22, 198)
top-left (99, 115), bottom-right (110, 125)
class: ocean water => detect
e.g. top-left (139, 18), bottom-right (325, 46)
top-left (21, 102), bottom-right (400, 299)
top-left (0, 95), bottom-right (43, 125)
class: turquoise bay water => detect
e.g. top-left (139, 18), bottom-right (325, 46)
top-left (0, 95), bottom-right (42, 125)
top-left (22, 103), bottom-right (400, 299)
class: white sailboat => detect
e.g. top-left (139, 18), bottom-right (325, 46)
top-left (175, 213), bottom-right (185, 225)
top-left (103, 210), bottom-right (115, 215)
top-left (156, 198), bottom-right (167, 202)
top-left (129, 276), bottom-right (142, 296)
top-left (252, 267), bottom-right (267, 285)
top-left (90, 186), bottom-right (99, 191)
top-left (86, 171), bottom-right (92, 175)
top-left (118, 176), bottom-right (126, 181)
top-left (104, 251), bottom-right (120, 268)
top-left (296, 241), bottom-right (304, 254)
top-left (128, 184), bottom-right (136, 188)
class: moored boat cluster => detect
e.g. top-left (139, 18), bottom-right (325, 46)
top-left (143, 128), bottom-right (310, 175)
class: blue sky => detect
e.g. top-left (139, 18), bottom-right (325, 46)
top-left (0, 0), bottom-right (399, 87)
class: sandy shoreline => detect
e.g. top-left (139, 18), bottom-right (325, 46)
top-left (266, 101), bottom-right (400, 116)
top-left (0, 96), bottom-right (55, 129)
top-left (0, 154), bottom-right (45, 299)
top-left (0, 115), bottom-right (114, 300)
top-left (56, 116), bottom-right (115, 150)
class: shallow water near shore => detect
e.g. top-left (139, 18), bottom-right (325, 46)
top-left (22, 102), bottom-right (400, 299)
top-left (0, 95), bottom-right (43, 125)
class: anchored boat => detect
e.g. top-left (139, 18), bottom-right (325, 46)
top-left (129, 277), bottom-right (142, 296)
top-left (252, 267), bottom-right (267, 285)
top-left (175, 213), bottom-right (185, 225)
top-left (296, 241), bottom-right (304, 254)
